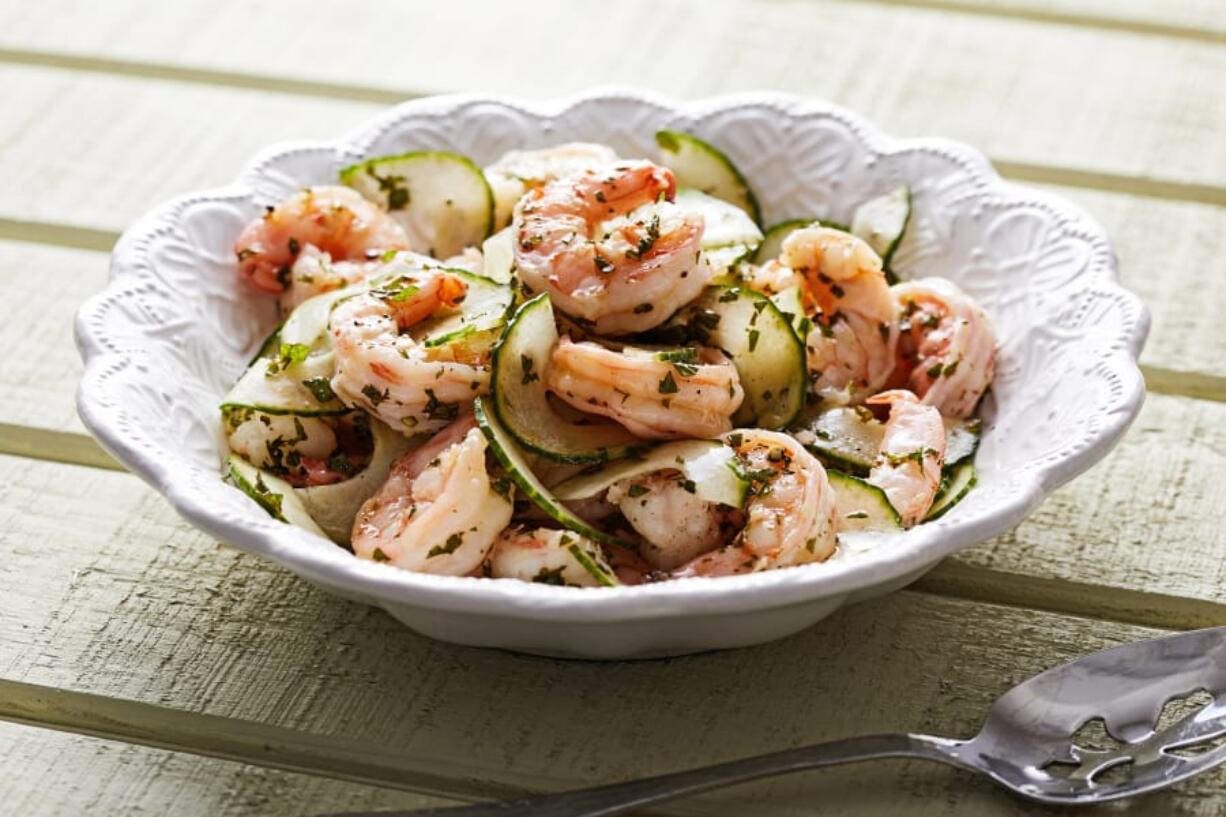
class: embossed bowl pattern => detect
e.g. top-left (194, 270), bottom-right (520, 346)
top-left (75, 90), bottom-right (1148, 658)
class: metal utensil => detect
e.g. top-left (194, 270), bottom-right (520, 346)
top-left (327, 626), bottom-right (1226, 816)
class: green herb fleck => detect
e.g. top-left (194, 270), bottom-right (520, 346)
top-left (520, 354), bottom-right (539, 385)
top-left (427, 533), bottom-right (464, 558)
top-left (302, 376), bottom-right (336, 403)
top-left (362, 384), bottom-right (388, 406)
top-left (424, 389), bottom-right (459, 422)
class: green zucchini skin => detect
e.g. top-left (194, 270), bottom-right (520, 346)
top-left (488, 293), bottom-right (640, 464)
top-left (474, 397), bottom-right (635, 549)
top-left (656, 130), bottom-right (762, 227)
top-left (925, 461), bottom-right (976, 521)
top-left (225, 454), bottom-right (330, 539)
top-left (827, 470), bottom-right (903, 533)
top-left (851, 185), bottom-right (911, 284)
top-left (690, 285), bottom-right (807, 431)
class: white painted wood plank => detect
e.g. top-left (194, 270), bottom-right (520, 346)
top-left (0, 457), bottom-right (1221, 814)
top-left (0, 720), bottom-right (452, 816)
top-left (0, 72), bottom-right (1221, 449)
top-left (0, 0), bottom-right (1223, 195)
top-left (881, 0), bottom-right (1226, 39)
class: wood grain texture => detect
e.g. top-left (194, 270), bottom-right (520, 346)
top-left (1, 458), bottom-right (1222, 814)
top-left (0, 720), bottom-right (453, 816)
top-left (0, 76), bottom-right (1222, 452)
top-left (0, 0), bottom-right (1224, 198)
top-left (949, 392), bottom-right (1226, 606)
top-left (855, 0), bottom-right (1226, 42)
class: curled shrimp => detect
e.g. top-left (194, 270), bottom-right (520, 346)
top-left (866, 390), bottom-right (946, 527)
top-left (485, 142), bottom-right (620, 230)
top-left (513, 161), bottom-right (711, 334)
top-left (235, 186), bottom-right (409, 294)
top-left (487, 526), bottom-right (616, 587)
top-left (330, 261), bottom-right (489, 433)
top-left (778, 226), bottom-right (899, 403)
top-left (352, 417), bottom-right (512, 575)
top-left (546, 338), bottom-right (744, 439)
top-left (607, 473), bottom-right (741, 570)
top-left (893, 278), bottom-right (996, 418)
top-left (673, 430), bottom-right (837, 577)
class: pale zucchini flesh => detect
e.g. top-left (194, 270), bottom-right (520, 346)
top-left (552, 440), bottom-right (748, 508)
top-left (340, 150), bottom-right (494, 259)
top-left (489, 294), bottom-right (640, 463)
top-left (827, 471), bottom-right (902, 533)
top-left (677, 186), bottom-right (762, 282)
top-left (768, 285), bottom-right (812, 341)
top-left (480, 226), bottom-right (515, 284)
top-left (677, 188), bottom-right (761, 247)
top-left (851, 185), bottom-right (911, 283)
top-left (691, 286), bottom-right (806, 430)
top-left (221, 350), bottom-right (348, 420)
top-left (656, 130), bottom-right (761, 227)
top-left (279, 286), bottom-right (361, 349)
top-left (474, 397), bottom-right (633, 548)
top-left (944, 416), bottom-right (982, 468)
top-left (791, 405), bottom-right (885, 476)
top-left (225, 454), bottom-right (330, 539)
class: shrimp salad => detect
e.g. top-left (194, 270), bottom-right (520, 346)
top-left (221, 132), bottom-right (995, 587)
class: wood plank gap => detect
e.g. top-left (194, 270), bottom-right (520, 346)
top-left (0, 680), bottom-right (703, 816)
top-left (0, 218), bottom-right (118, 253)
top-left (1142, 366), bottom-right (1226, 404)
top-left (2, 49), bottom-right (1225, 209)
top-left (915, 561), bottom-right (1226, 631)
top-left (0, 47), bottom-right (419, 105)
top-left (840, 0), bottom-right (1226, 45)
top-left (992, 160), bottom-right (1226, 207)
top-left (0, 678), bottom-right (518, 805)
top-left (0, 423), bottom-right (121, 471)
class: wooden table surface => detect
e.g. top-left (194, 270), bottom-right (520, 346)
top-left (2, 1), bottom-right (1225, 814)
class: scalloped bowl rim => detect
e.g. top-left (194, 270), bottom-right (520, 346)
top-left (75, 88), bottom-right (1149, 624)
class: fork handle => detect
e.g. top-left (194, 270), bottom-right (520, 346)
top-left (320, 733), bottom-right (969, 817)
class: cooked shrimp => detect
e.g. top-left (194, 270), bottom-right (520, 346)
top-left (607, 473), bottom-right (739, 570)
top-left (485, 142), bottom-right (620, 230)
top-left (674, 430), bottom-right (837, 577)
top-left (778, 226), bottom-right (898, 404)
top-left (330, 262), bottom-right (489, 433)
top-left (279, 244), bottom-right (380, 314)
top-left (546, 339), bottom-right (744, 439)
top-left (866, 390), bottom-right (946, 527)
top-left (893, 278), bottom-right (996, 418)
top-left (352, 419), bottom-right (512, 575)
top-left (227, 413), bottom-right (337, 481)
top-left (740, 258), bottom-right (802, 295)
top-left (487, 526), bottom-right (616, 587)
top-left (235, 186), bottom-right (410, 294)
top-left (514, 161), bottom-right (711, 334)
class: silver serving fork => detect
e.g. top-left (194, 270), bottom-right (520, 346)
top-left (328, 626), bottom-right (1226, 815)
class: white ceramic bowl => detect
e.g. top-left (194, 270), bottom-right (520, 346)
top-left (76, 90), bottom-right (1148, 659)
